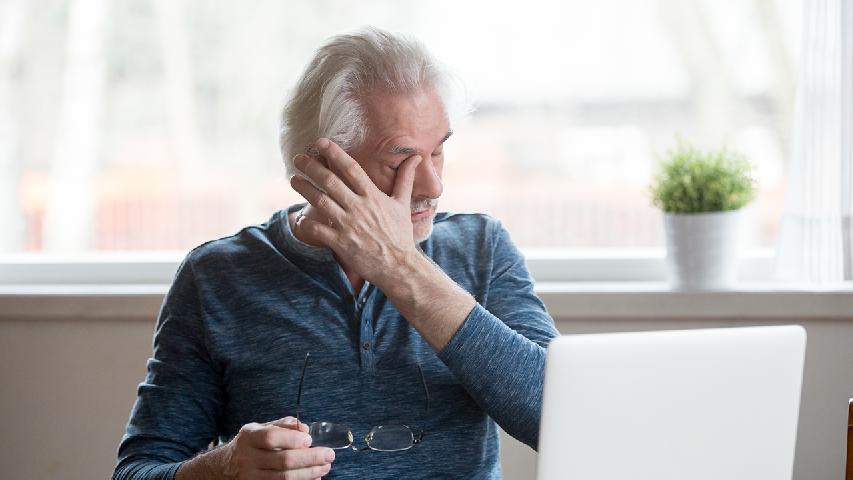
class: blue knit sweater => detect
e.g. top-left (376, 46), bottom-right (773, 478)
top-left (113, 204), bottom-right (559, 479)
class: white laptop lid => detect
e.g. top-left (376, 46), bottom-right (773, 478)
top-left (537, 326), bottom-right (806, 480)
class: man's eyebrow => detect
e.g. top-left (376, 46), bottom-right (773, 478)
top-left (386, 130), bottom-right (454, 156)
top-left (387, 145), bottom-right (419, 155)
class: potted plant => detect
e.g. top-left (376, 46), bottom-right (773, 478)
top-left (650, 141), bottom-right (756, 290)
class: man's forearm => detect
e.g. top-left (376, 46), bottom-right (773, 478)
top-left (382, 249), bottom-right (552, 448)
top-left (175, 444), bottom-right (230, 480)
top-left (382, 250), bottom-right (476, 352)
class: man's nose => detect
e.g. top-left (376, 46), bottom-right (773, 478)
top-left (412, 156), bottom-right (443, 199)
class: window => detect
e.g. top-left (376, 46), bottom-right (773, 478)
top-left (1, 0), bottom-right (801, 255)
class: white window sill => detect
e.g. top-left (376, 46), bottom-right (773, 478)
top-left (1, 282), bottom-right (851, 320)
top-left (1, 250), bottom-right (850, 320)
top-left (536, 282), bottom-right (853, 319)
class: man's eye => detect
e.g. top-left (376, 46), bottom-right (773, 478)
top-left (432, 150), bottom-right (443, 157)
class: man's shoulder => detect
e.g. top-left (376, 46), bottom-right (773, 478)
top-left (183, 211), bottom-right (284, 267)
top-left (428, 211), bottom-right (507, 252)
top-left (427, 212), bottom-right (520, 286)
top-left (433, 211), bottom-right (502, 234)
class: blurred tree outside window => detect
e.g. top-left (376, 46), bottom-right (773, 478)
top-left (0, 0), bottom-right (802, 253)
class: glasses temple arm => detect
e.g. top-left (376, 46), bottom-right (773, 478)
top-left (417, 364), bottom-right (430, 417)
top-left (295, 352), bottom-right (310, 427)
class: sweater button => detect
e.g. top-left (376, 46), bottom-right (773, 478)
top-left (362, 341), bottom-right (370, 350)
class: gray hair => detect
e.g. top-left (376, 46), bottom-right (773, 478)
top-left (279, 27), bottom-right (456, 176)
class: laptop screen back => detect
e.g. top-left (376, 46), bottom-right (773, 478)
top-left (537, 326), bottom-right (806, 480)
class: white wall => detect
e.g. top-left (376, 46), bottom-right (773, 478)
top-left (0, 311), bottom-right (850, 479)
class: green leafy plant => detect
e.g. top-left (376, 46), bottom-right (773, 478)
top-left (651, 141), bottom-right (756, 214)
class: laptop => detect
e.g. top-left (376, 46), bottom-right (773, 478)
top-left (537, 325), bottom-right (806, 480)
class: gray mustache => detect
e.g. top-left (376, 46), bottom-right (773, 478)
top-left (411, 198), bottom-right (438, 213)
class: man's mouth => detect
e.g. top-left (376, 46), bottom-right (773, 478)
top-left (411, 207), bottom-right (432, 221)
top-left (410, 198), bottom-right (437, 221)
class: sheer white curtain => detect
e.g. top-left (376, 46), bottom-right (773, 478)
top-left (776, 0), bottom-right (853, 283)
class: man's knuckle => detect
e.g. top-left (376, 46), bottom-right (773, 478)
top-left (344, 163), bottom-right (362, 179)
top-left (260, 428), bottom-right (277, 447)
top-left (239, 422), bottom-right (259, 433)
top-left (322, 174), bottom-right (339, 190)
top-left (280, 450), bottom-right (296, 470)
top-left (316, 193), bottom-right (328, 209)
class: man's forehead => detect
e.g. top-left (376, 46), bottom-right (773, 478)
top-left (360, 88), bottom-right (451, 152)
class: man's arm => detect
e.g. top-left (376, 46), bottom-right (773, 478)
top-left (383, 249), bottom-right (475, 350)
top-left (113, 256), bottom-right (334, 480)
top-left (386, 221), bottom-right (558, 449)
top-left (113, 255), bottom-right (225, 480)
top-left (290, 139), bottom-right (558, 449)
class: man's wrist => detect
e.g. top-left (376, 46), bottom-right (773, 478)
top-left (379, 247), bottom-right (435, 298)
top-left (175, 442), bottom-right (231, 480)
top-left (377, 245), bottom-right (476, 351)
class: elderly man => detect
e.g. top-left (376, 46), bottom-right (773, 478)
top-left (113, 28), bottom-right (558, 480)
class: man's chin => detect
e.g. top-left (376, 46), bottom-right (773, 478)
top-left (414, 226), bottom-right (433, 243)
top-left (412, 212), bottom-right (436, 243)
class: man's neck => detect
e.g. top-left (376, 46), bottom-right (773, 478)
top-left (289, 206), bottom-right (365, 295)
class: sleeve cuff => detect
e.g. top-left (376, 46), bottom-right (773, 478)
top-left (112, 459), bottom-right (183, 480)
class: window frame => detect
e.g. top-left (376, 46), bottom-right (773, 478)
top-left (0, 248), bottom-right (776, 286)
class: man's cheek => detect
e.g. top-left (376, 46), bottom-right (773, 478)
top-left (361, 168), bottom-right (392, 195)
top-left (378, 172), bottom-right (397, 196)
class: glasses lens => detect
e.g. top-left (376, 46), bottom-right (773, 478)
top-left (365, 425), bottom-right (414, 452)
top-left (309, 422), bottom-right (353, 449)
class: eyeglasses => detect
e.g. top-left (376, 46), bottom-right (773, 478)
top-left (295, 352), bottom-right (430, 452)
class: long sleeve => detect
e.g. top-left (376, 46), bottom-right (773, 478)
top-left (113, 254), bottom-right (225, 480)
top-left (437, 221), bottom-right (559, 450)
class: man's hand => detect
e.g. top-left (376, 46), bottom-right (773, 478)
top-left (289, 137), bottom-right (475, 352)
top-left (176, 417), bottom-right (335, 480)
top-left (290, 137), bottom-right (423, 291)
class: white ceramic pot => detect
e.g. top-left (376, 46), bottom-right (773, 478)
top-left (663, 209), bottom-right (743, 290)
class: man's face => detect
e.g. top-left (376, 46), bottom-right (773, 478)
top-left (348, 88), bottom-right (450, 242)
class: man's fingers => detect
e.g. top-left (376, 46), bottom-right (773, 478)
top-left (242, 423), bottom-right (313, 450)
top-left (294, 216), bottom-right (338, 248)
top-left (252, 446), bottom-right (335, 471)
top-left (392, 155), bottom-right (422, 202)
top-left (314, 138), bottom-right (374, 196)
top-left (267, 417), bottom-right (309, 433)
top-left (266, 416), bottom-right (297, 428)
top-left (290, 174), bottom-right (346, 221)
top-left (293, 150), bottom-right (359, 207)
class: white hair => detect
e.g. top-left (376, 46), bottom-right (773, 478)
top-left (279, 27), bottom-right (457, 176)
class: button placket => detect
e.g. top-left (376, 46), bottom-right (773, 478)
top-left (356, 285), bottom-right (375, 372)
